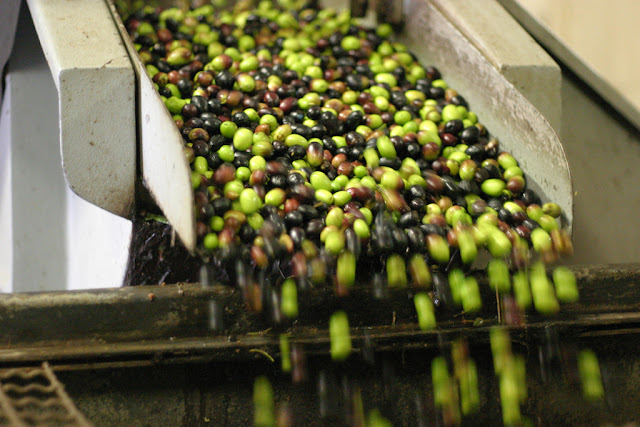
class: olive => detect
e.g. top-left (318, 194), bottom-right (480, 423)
top-left (444, 119), bottom-right (463, 135)
top-left (130, 2), bottom-right (572, 328)
top-left (460, 126), bottom-right (479, 144)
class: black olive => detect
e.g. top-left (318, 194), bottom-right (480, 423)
top-left (407, 227), bottom-right (426, 252)
top-left (295, 87), bottom-right (309, 98)
top-left (454, 196), bottom-right (467, 210)
top-left (289, 184), bottom-right (315, 203)
top-left (345, 228), bottom-right (361, 257)
top-left (284, 211), bottom-right (304, 229)
top-left (289, 227), bottom-right (306, 247)
top-left (487, 198), bottom-right (503, 211)
top-left (335, 146), bottom-right (349, 157)
top-left (373, 224), bottom-right (394, 254)
top-left (177, 79), bottom-right (193, 98)
top-left (379, 157), bottom-right (401, 169)
top-left (522, 218), bottom-right (540, 230)
top-left (409, 198), bottom-right (426, 211)
top-left (184, 117), bottom-right (203, 129)
top-left (392, 66), bottom-right (406, 83)
top-left (158, 86), bottom-right (172, 98)
top-left (307, 105), bottom-right (322, 120)
top-left (164, 18), bottom-right (180, 32)
top-left (311, 124), bottom-right (327, 139)
top-left (151, 42), bottom-right (166, 57)
top-left (202, 117), bottom-right (222, 135)
top-left (419, 223), bottom-right (446, 238)
top-left (348, 146), bottom-right (364, 161)
top-left (416, 159), bottom-right (430, 171)
top-left (209, 134), bottom-right (226, 151)
top-left (322, 136), bottom-right (337, 153)
top-left (432, 272), bottom-right (453, 307)
top-left (306, 219), bottom-right (324, 236)
top-left (389, 91), bottom-right (407, 109)
top-left (286, 172), bottom-right (306, 187)
top-left (345, 73), bottom-right (364, 91)
top-left (444, 119), bottom-right (463, 135)
top-left (215, 70), bottom-right (236, 90)
top-left (207, 98), bottom-right (223, 115)
top-left (469, 199), bottom-right (488, 217)
top-left (344, 131), bottom-right (364, 147)
top-left (391, 227), bottom-right (408, 253)
top-left (314, 201), bottom-right (329, 213)
top-left (232, 111), bottom-right (252, 127)
top-left (521, 188), bottom-right (541, 206)
top-left (297, 204), bottom-right (319, 221)
top-left (397, 211), bottom-right (420, 229)
top-left (484, 163), bottom-right (501, 179)
top-left (428, 86), bottom-right (445, 99)
top-left (272, 140), bottom-right (287, 156)
top-left (192, 43), bottom-right (207, 56)
top-left (465, 144), bottom-right (486, 161)
top-left (134, 35), bottom-right (154, 47)
top-left (326, 88), bottom-right (341, 100)
top-left (450, 95), bottom-right (468, 108)
top-left (193, 140), bottom-right (209, 157)
top-left (261, 204), bottom-right (278, 217)
top-left (290, 110), bottom-right (306, 123)
top-left (345, 110), bottom-right (364, 130)
top-left (390, 136), bottom-right (406, 158)
top-left (474, 167), bottom-right (490, 183)
top-left (212, 196), bottom-right (231, 214)
top-left (460, 126), bottom-right (479, 144)
top-left (287, 145), bottom-right (307, 161)
top-left (239, 223), bottom-right (255, 243)
top-left (207, 152), bottom-right (222, 170)
top-left (329, 31), bottom-right (344, 46)
top-left (498, 208), bottom-right (513, 225)
top-left (458, 179), bottom-right (480, 195)
top-left (441, 176), bottom-right (463, 198)
top-left (406, 142), bottom-right (421, 159)
top-left (291, 123), bottom-right (312, 139)
top-left (233, 152), bottom-right (250, 168)
top-left (319, 110), bottom-right (338, 132)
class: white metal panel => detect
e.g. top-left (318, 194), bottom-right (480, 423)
top-left (26, 0), bottom-right (136, 218)
top-left (500, 0), bottom-right (640, 132)
top-left (400, 0), bottom-right (573, 229)
top-left (0, 83), bottom-right (13, 292)
top-left (65, 191), bottom-right (132, 290)
top-left (0, 0), bottom-right (21, 101)
top-left (431, 0), bottom-right (562, 131)
top-left (2, 24), bottom-right (68, 292)
top-left (0, 6), bottom-right (131, 292)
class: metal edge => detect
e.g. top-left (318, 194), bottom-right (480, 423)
top-left (105, 0), bottom-right (197, 252)
top-left (401, 0), bottom-right (573, 231)
top-left (0, 264), bottom-right (638, 366)
top-left (430, 0), bottom-right (562, 132)
top-left (497, 0), bottom-right (640, 133)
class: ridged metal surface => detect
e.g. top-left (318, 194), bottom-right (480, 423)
top-left (0, 363), bottom-right (92, 427)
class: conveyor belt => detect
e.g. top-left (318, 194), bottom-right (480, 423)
top-left (0, 264), bottom-right (638, 370)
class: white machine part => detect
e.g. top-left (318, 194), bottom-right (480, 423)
top-left (1, 1), bottom-right (133, 292)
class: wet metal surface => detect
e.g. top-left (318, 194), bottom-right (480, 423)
top-left (0, 265), bottom-right (638, 369)
top-left (57, 333), bottom-right (640, 426)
